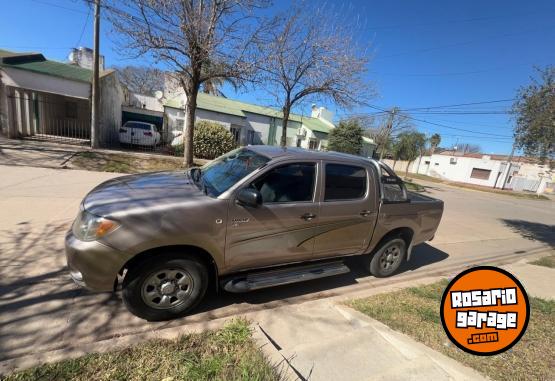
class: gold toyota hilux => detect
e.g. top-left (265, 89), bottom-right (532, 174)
top-left (66, 146), bottom-right (443, 321)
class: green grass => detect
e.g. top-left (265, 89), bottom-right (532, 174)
top-left (530, 254), bottom-right (555, 269)
top-left (4, 319), bottom-right (281, 381)
top-left (68, 151), bottom-right (199, 174)
top-left (348, 280), bottom-right (555, 381)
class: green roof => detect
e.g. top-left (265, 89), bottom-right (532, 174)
top-left (0, 49), bottom-right (92, 83)
top-left (165, 92), bottom-right (335, 134)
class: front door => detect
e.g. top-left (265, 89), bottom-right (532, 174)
top-left (312, 163), bottom-right (378, 259)
top-left (225, 162), bottom-right (320, 271)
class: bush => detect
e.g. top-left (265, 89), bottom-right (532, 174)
top-left (328, 119), bottom-right (363, 154)
top-left (174, 120), bottom-right (236, 159)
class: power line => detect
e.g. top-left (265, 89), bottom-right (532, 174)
top-left (75, 5), bottom-right (92, 47)
top-left (366, 104), bottom-right (512, 138)
top-left (399, 98), bottom-right (516, 111)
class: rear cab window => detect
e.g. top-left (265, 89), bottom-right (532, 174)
top-left (324, 163), bottom-right (367, 201)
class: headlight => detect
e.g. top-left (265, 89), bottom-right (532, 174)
top-left (72, 210), bottom-right (119, 241)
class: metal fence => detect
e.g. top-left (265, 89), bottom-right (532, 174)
top-left (7, 88), bottom-right (90, 146)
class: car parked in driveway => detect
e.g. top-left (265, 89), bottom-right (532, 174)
top-left (66, 146), bottom-right (444, 321)
top-left (119, 121), bottom-right (161, 147)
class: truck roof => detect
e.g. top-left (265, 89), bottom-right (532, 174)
top-left (247, 145), bottom-right (377, 166)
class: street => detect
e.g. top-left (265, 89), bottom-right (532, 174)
top-left (0, 164), bottom-right (553, 363)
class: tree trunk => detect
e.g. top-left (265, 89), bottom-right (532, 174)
top-left (280, 106), bottom-right (290, 147)
top-left (184, 91), bottom-right (197, 167)
top-left (392, 159), bottom-right (397, 169)
top-left (405, 161), bottom-right (411, 178)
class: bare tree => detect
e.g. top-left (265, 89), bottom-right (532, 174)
top-left (456, 143), bottom-right (481, 154)
top-left (114, 65), bottom-right (165, 95)
top-left (105, 0), bottom-right (267, 166)
top-left (258, 3), bottom-right (372, 146)
top-left (368, 111), bottom-right (413, 158)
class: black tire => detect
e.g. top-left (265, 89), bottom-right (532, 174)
top-left (369, 237), bottom-right (407, 278)
top-left (122, 254), bottom-right (208, 321)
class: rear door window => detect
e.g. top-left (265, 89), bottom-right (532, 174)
top-left (324, 164), bottom-right (367, 201)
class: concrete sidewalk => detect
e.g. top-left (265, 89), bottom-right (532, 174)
top-left (253, 300), bottom-right (486, 381)
top-left (253, 260), bottom-right (555, 381)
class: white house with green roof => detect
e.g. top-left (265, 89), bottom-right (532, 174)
top-left (163, 92), bottom-right (336, 150)
top-left (0, 49), bottom-right (123, 145)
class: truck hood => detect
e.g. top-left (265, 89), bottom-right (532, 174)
top-left (83, 171), bottom-right (206, 217)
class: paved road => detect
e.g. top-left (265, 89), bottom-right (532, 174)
top-left (0, 165), bottom-right (553, 362)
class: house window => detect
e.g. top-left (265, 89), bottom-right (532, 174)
top-left (296, 138), bottom-right (302, 147)
top-left (470, 168), bottom-right (492, 180)
top-left (247, 130), bottom-right (256, 145)
top-left (230, 125), bottom-right (241, 144)
top-left (308, 139), bottom-right (318, 150)
top-left (65, 101), bottom-right (78, 119)
top-left (175, 119), bottom-right (184, 129)
top-left (434, 163), bottom-right (439, 166)
top-left (425, 161), bottom-right (430, 165)
top-left (450, 157), bottom-right (457, 164)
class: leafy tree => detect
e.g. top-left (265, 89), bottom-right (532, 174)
top-left (114, 65), bottom-right (164, 95)
top-left (258, 2), bottom-right (372, 146)
top-left (328, 119), bottom-right (364, 155)
top-left (429, 133), bottom-right (441, 155)
top-left (512, 66), bottom-right (555, 166)
top-left (392, 131), bottom-right (427, 177)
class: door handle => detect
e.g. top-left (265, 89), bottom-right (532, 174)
top-left (301, 213), bottom-right (316, 221)
top-left (360, 210), bottom-right (372, 217)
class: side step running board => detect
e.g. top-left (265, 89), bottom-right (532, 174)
top-left (223, 261), bottom-right (350, 293)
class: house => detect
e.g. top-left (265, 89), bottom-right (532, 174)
top-left (0, 48), bottom-right (123, 145)
top-left (163, 92), bottom-right (337, 150)
top-left (407, 152), bottom-right (554, 194)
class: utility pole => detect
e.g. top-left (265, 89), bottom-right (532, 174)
top-left (90, 0), bottom-right (100, 148)
top-left (379, 107), bottom-right (397, 161)
top-left (500, 144), bottom-right (516, 190)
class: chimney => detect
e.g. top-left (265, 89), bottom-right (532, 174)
top-left (310, 104), bottom-right (333, 123)
top-left (311, 104), bottom-right (319, 118)
top-left (68, 47), bottom-right (104, 71)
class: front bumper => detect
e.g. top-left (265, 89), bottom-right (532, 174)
top-left (65, 231), bottom-right (132, 292)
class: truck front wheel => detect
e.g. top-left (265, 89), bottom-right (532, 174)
top-left (369, 238), bottom-right (406, 277)
top-left (122, 254), bottom-right (208, 321)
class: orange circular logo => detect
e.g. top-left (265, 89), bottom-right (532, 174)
top-left (440, 266), bottom-right (530, 356)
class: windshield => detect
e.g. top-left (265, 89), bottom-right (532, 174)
top-left (194, 148), bottom-right (270, 197)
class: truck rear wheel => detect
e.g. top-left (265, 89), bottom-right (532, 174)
top-left (122, 254), bottom-right (208, 321)
top-left (369, 238), bottom-right (406, 277)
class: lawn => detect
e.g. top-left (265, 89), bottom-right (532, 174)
top-left (530, 254), bottom-right (555, 268)
top-left (67, 151), bottom-right (207, 174)
top-left (348, 280), bottom-right (554, 381)
top-left (4, 319), bottom-right (281, 381)
top-left (400, 172), bottom-right (549, 201)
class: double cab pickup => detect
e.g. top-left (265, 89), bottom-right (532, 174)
top-left (66, 146), bottom-right (444, 320)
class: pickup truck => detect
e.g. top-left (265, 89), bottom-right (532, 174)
top-left (66, 146), bottom-right (444, 321)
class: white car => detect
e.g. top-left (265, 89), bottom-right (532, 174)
top-left (119, 121), bottom-right (161, 147)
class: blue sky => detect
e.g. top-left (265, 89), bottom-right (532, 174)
top-left (1, 0), bottom-right (554, 154)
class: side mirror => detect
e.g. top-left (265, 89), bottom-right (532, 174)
top-left (236, 188), bottom-right (262, 208)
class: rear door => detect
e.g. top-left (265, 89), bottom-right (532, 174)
top-left (225, 161), bottom-right (320, 271)
top-left (312, 162), bottom-right (378, 259)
